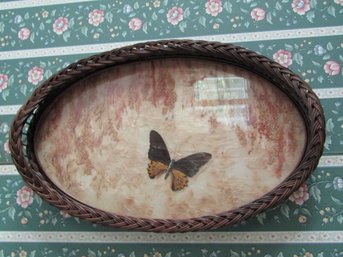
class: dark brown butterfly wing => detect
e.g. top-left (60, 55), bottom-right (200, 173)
top-left (173, 152), bottom-right (212, 177)
top-left (148, 130), bottom-right (171, 164)
top-left (147, 130), bottom-right (171, 178)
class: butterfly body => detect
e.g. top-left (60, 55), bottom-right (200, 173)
top-left (147, 130), bottom-right (212, 191)
top-left (164, 159), bottom-right (175, 180)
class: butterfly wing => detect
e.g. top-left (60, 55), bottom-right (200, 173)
top-left (171, 169), bottom-right (189, 191)
top-left (173, 152), bottom-right (212, 177)
top-left (147, 130), bottom-right (171, 178)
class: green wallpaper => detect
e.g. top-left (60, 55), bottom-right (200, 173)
top-left (0, 0), bottom-right (343, 256)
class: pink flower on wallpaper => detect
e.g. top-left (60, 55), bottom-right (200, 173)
top-left (88, 9), bottom-right (104, 27)
top-left (129, 18), bottom-right (143, 31)
top-left (205, 0), bottom-right (223, 17)
top-left (53, 17), bottom-right (69, 35)
top-left (0, 74), bottom-right (9, 92)
top-left (4, 140), bottom-right (10, 154)
top-left (28, 66), bottom-right (44, 85)
top-left (292, 0), bottom-right (310, 15)
top-left (16, 186), bottom-right (34, 208)
top-left (167, 7), bottom-right (184, 25)
top-left (251, 8), bottom-right (266, 21)
top-left (289, 184), bottom-right (309, 205)
top-left (334, 0), bottom-right (343, 5)
top-left (18, 27), bottom-right (31, 40)
top-left (324, 61), bottom-right (341, 76)
top-left (273, 49), bottom-right (293, 68)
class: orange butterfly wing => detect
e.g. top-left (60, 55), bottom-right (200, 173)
top-left (171, 169), bottom-right (189, 191)
top-left (147, 160), bottom-right (168, 178)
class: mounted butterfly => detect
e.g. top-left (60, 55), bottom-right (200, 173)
top-left (147, 130), bottom-right (212, 191)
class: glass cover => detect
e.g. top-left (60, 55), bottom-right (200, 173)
top-left (35, 58), bottom-right (306, 219)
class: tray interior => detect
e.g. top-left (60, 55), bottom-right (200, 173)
top-left (34, 58), bottom-right (306, 219)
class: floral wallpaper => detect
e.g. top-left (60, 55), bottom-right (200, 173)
top-left (0, 0), bottom-right (343, 50)
top-left (0, 0), bottom-right (343, 256)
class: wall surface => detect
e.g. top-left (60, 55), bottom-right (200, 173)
top-left (0, 0), bottom-right (343, 256)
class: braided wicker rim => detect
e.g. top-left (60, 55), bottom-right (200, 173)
top-left (10, 40), bottom-right (325, 233)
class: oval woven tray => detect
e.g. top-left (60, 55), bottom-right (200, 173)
top-left (9, 40), bottom-right (325, 232)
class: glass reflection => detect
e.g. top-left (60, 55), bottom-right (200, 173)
top-left (194, 76), bottom-right (249, 126)
top-left (195, 77), bottom-right (248, 101)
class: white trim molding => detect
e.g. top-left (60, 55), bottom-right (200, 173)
top-left (314, 88), bottom-right (343, 99)
top-left (0, 105), bottom-right (21, 115)
top-left (318, 155), bottom-right (343, 167)
top-left (0, 231), bottom-right (342, 243)
top-left (0, 0), bottom-right (95, 10)
top-left (0, 165), bottom-right (17, 175)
